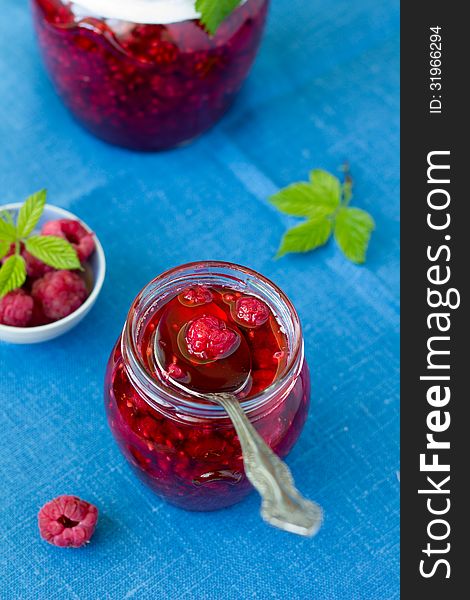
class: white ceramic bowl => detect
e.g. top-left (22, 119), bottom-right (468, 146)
top-left (0, 203), bottom-right (106, 344)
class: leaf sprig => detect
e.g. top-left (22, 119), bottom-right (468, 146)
top-left (0, 190), bottom-right (81, 298)
top-left (196, 0), bottom-right (243, 35)
top-left (269, 167), bottom-right (375, 264)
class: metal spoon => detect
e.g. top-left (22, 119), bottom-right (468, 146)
top-left (205, 392), bottom-right (323, 537)
top-left (153, 336), bottom-right (323, 537)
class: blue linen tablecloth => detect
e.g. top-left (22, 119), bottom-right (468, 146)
top-left (0, 1), bottom-right (399, 598)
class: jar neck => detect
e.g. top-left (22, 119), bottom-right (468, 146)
top-left (121, 262), bottom-right (304, 422)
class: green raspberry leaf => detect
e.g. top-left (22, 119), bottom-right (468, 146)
top-left (25, 235), bottom-right (81, 270)
top-left (269, 182), bottom-right (339, 218)
top-left (0, 209), bottom-right (15, 226)
top-left (272, 166), bottom-right (375, 263)
top-left (309, 169), bottom-right (342, 203)
top-left (0, 254), bottom-right (26, 298)
top-left (0, 215), bottom-right (17, 244)
top-left (16, 189), bottom-right (47, 239)
top-left (0, 240), bottom-right (10, 260)
top-left (276, 218), bottom-right (332, 258)
top-left (334, 207), bottom-right (375, 264)
top-left (195, 0), bottom-right (242, 35)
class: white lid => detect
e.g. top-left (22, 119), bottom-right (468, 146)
top-left (71, 0), bottom-right (200, 24)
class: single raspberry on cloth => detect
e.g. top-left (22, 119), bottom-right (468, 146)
top-left (38, 495), bottom-right (98, 548)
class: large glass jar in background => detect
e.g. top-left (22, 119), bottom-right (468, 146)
top-left (104, 262), bottom-right (311, 511)
top-left (31, 0), bottom-right (269, 150)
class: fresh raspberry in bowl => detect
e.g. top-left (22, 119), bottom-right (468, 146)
top-left (42, 219), bottom-right (95, 262)
top-left (32, 270), bottom-right (88, 321)
top-left (0, 289), bottom-right (34, 327)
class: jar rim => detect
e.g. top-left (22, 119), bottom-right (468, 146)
top-left (122, 261), bottom-right (304, 418)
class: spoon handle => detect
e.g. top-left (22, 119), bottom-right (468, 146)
top-left (208, 393), bottom-right (323, 537)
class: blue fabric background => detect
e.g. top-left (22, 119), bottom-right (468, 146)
top-left (0, 0), bottom-right (400, 598)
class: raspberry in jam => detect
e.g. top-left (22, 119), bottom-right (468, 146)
top-left (31, 0), bottom-right (269, 150)
top-left (104, 262), bottom-right (310, 510)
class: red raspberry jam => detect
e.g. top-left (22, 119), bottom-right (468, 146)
top-left (104, 262), bottom-right (310, 510)
top-left (31, 0), bottom-right (269, 150)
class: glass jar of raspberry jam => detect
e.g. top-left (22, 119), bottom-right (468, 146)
top-left (31, 0), bottom-right (269, 150)
top-left (104, 262), bottom-right (310, 511)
